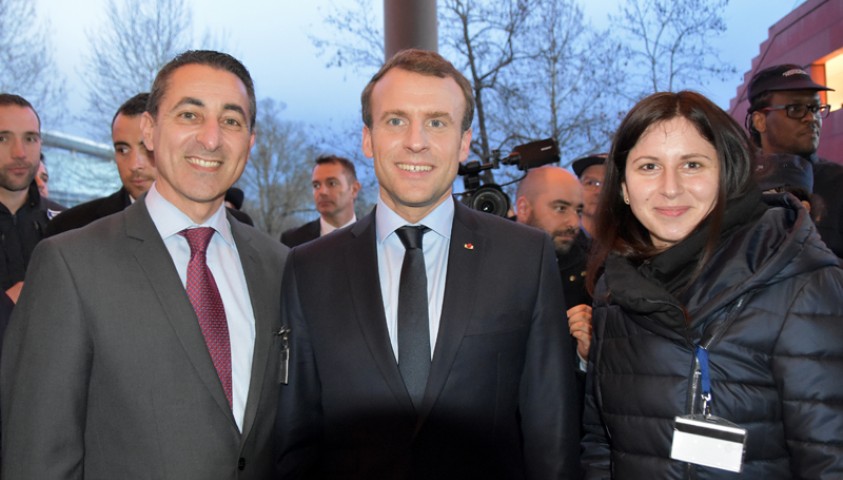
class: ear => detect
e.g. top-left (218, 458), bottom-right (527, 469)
top-left (362, 125), bottom-right (374, 159)
top-left (621, 182), bottom-right (630, 205)
top-left (351, 180), bottom-right (361, 199)
top-left (751, 111), bottom-right (767, 135)
top-left (459, 128), bottom-right (473, 163)
top-left (140, 112), bottom-right (155, 152)
top-left (515, 195), bottom-right (530, 220)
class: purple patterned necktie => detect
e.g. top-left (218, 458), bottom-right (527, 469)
top-left (179, 227), bottom-right (232, 407)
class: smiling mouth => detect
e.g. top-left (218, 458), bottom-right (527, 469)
top-left (397, 163), bottom-right (432, 173)
top-left (187, 157), bottom-right (222, 169)
top-left (656, 207), bottom-right (689, 217)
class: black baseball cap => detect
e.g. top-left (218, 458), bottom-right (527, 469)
top-left (572, 154), bottom-right (607, 178)
top-left (748, 64), bottom-right (833, 104)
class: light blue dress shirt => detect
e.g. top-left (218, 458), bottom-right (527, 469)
top-left (376, 196), bottom-right (453, 361)
top-left (145, 184), bottom-right (255, 432)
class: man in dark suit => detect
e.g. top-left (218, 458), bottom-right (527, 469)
top-left (45, 93), bottom-right (156, 237)
top-left (277, 49), bottom-right (578, 479)
top-left (280, 154), bottom-right (361, 247)
top-left (2, 50), bottom-right (287, 479)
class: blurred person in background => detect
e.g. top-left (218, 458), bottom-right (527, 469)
top-left (572, 154), bottom-right (607, 237)
top-left (280, 154), bottom-right (360, 248)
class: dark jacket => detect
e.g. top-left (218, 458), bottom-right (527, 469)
top-left (812, 158), bottom-right (843, 258)
top-left (558, 230), bottom-right (591, 309)
top-left (45, 188), bottom-right (131, 237)
top-left (0, 182), bottom-right (64, 291)
top-left (280, 219), bottom-right (320, 248)
top-left (582, 194), bottom-right (843, 479)
top-left (46, 187), bottom-right (255, 237)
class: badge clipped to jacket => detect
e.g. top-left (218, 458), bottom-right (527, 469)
top-left (670, 346), bottom-right (747, 473)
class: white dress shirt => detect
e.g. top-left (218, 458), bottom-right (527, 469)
top-left (320, 214), bottom-right (357, 236)
top-left (145, 184), bottom-right (255, 432)
top-left (376, 197), bottom-right (453, 361)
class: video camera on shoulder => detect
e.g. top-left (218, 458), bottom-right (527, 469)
top-left (457, 138), bottom-right (560, 217)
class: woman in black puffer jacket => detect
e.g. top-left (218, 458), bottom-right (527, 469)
top-left (580, 91), bottom-right (843, 479)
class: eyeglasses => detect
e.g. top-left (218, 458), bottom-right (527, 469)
top-left (759, 103), bottom-right (831, 120)
top-left (581, 178), bottom-right (603, 190)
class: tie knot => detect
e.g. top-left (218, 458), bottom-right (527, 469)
top-left (179, 227), bottom-right (216, 256)
top-left (396, 225), bottom-right (429, 250)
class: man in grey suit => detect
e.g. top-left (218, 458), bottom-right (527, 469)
top-left (1, 50), bottom-right (287, 479)
top-left (276, 49), bottom-right (579, 479)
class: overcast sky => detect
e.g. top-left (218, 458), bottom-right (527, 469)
top-left (38, 0), bottom-right (801, 135)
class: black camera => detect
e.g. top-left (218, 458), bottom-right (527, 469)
top-left (457, 138), bottom-right (560, 216)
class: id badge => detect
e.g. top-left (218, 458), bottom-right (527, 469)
top-left (670, 414), bottom-right (747, 473)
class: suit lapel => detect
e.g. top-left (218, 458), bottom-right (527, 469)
top-left (345, 212), bottom-right (416, 415)
top-left (230, 218), bottom-right (274, 442)
top-left (124, 201), bottom-right (236, 424)
top-left (417, 203), bottom-right (486, 423)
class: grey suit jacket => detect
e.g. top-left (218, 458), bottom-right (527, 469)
top-left (1, 199), bottom-right (288, 479)
top-left (277, 200), bottom-right (579, 479)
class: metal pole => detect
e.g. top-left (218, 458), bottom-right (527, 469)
top-left (384, 0), bottom-right (438, 61)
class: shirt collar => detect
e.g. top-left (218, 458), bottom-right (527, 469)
top-left (144, 183), bottom-right (234, 247)
top-left (376, 195), bottom-right (454, 244)
top-left (320, 213), bottom-right (357, 236)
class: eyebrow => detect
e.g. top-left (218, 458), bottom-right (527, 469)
top-left (550, 200), bottom-right (578, 208)
top-left (172, 97), bottom-right (248, 119)
top-left (379, 110), bottom-right (453, 121)
top-left (0, 130), bottom-right (40, 137)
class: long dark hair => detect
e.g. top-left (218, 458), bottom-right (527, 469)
top-left (586, 91), bottom-right (755, 293)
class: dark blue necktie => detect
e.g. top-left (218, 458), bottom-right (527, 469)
top-left (395, 225), bottom-right (431, 410)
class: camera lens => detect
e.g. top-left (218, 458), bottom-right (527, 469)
top-left (467, 186), bottom-right (510, 217)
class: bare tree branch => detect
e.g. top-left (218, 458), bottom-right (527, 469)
top-left (0, 0), bottom-right (67, 125)
top-left (239, 98), bottom-right (315, 236)
top-left (309, 0), bottom-right (384, 72)
top-left (82, 0), bottom-right (226, 140)
top-left (610, 0), bottom-right (734, 97)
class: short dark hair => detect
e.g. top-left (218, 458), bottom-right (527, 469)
top-left (315, 154), bottom-right (358, 182)
top-left (0, 93), bottom-right (41, 130)
top-left (111, 92), bottom-right (150, 128)
top-left (587, 91), bottom-right (755, 293)
top-left (147, 50), bottom-right (256, 131)
top-left (745, 90), bottom-right (774, 147)
top-left (361, 49), bottom-right (475, 132)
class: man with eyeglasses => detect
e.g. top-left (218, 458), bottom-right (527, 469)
top-left (746, 63), bottom-right (842, 257)
top-left (572, 153), bottom-right (607, 237)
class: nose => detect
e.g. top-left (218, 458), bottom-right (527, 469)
top-left (564, 210), bottom-right (580, 230)
top-left (804, 109), bottom-right (822, 124)
top-left (196, 119), bottom-right (221, 151)
top-left (10, 137), bottom-right (26, 159)
top-left (661, 168), bottom-right (683, 198)
top-left (130, 148), bottom-right (149, 171)
top-left (404, 121), bottom-right (429, 153)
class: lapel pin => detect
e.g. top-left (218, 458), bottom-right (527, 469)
top-left (464, 243), bottom-right (474, 250)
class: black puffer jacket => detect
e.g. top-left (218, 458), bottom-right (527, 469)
top-left (582, 194), bottom-right (843, 479)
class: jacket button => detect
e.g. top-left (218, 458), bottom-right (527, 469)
top-left (238, 457), bottom-right (246, 470)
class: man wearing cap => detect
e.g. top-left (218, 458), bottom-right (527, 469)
top-left (571, 154), bottom-right (607, 237)
top-left (745, 63), bottom-right (842, 256)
